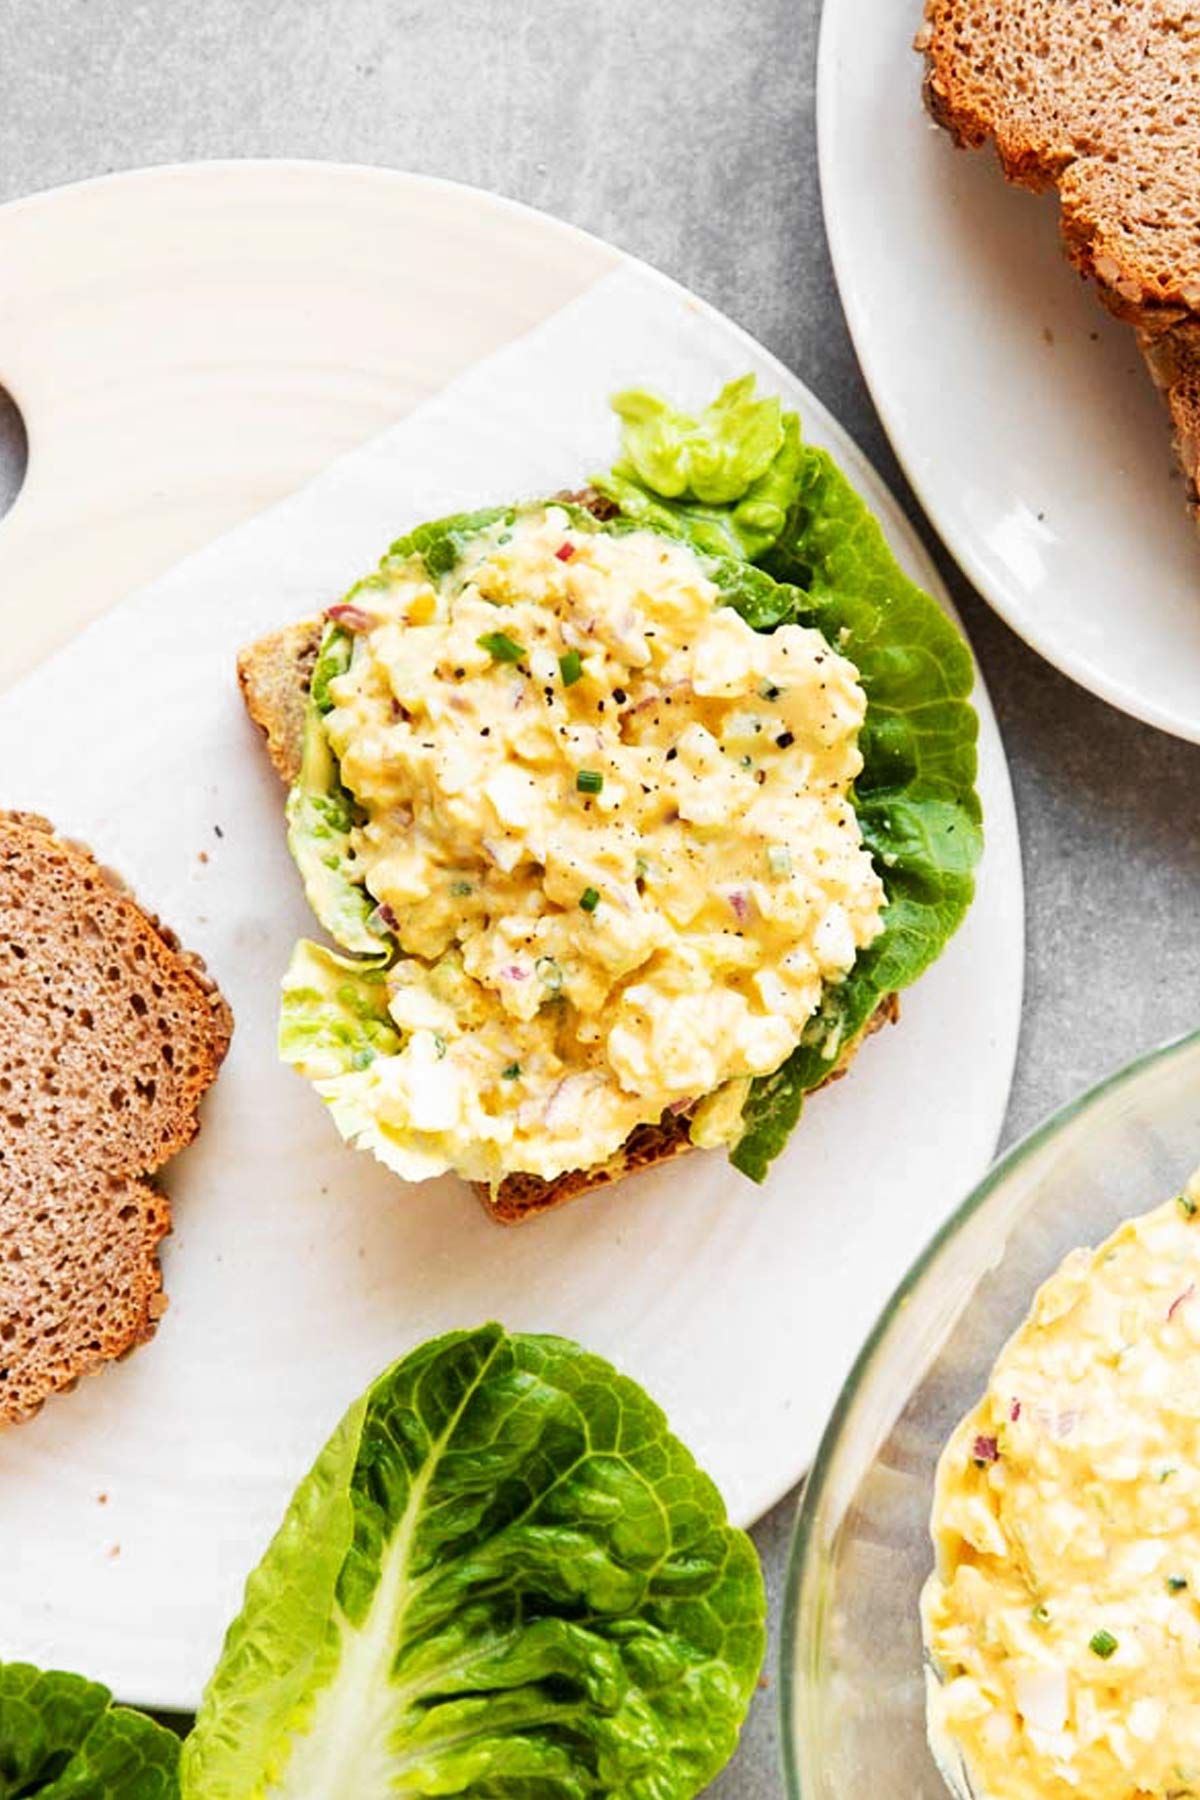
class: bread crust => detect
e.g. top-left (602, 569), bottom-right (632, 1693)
top-left (918, 0), bottom-right (1200, 503)
top-left (0, 812), bottom-right (232, 1422)
top-left (243, 604), bottom-right (898, 1223)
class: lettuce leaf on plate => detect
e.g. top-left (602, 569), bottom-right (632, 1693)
top-left (600, 381), bottom-right (804, 562)
top-left (181, 1324), bottom-right (765, 1800)
top-left (279, 939), bottom-right (400, 1080)
top-left (596, 383), bottom-right (982, 1181)
top-left (285, 625), bottom-right (384, 957)
top-left (0, 1662), bottom-right (180, 1797)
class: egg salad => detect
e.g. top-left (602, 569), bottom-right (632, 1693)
top-left (288, 504), bottom-right (885, 1186)
top-left (923, 1172), bottom-right (1200, 1800)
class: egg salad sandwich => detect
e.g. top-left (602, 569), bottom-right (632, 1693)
top-left (240, 378), bottom-right (982, 1222)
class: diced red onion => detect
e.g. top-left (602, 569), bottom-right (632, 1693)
top-left (972, 1434), bottom-right (999, 1465)
top-left (325, 602), bottom-right (377, 633)
top-left (1010, 1398), bottom-right (1021, 1422)
top-left (1168, 1283), bottom-right (1195, 1322)
top-left (555, 543), bottom-right (575, 562)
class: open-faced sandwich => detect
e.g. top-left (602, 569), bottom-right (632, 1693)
top-left (240, 378), bottom-right (982, 1221)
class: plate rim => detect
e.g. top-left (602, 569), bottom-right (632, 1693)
top-left (815, 1), bottom-right (1200, 745)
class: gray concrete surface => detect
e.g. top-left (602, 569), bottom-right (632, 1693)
top-left (1, 0), bottom-right (1198, 1792)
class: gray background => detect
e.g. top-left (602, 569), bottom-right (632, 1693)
top-left (0, 0), bottom-right (1197, 1791)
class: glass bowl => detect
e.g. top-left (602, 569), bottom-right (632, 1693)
top-left (781, 1028), bottom-right (1200, 1799)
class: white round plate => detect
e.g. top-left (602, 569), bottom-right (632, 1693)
top-left (0, 162), bottom-right (1022, 1708)
top-left (818, 0), bottom-right (1200, 742)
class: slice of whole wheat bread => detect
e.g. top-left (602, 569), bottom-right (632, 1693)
top-left (918, 0), bottom-right (1200, 504)
top-left (239, 622), bottom-right (897, 1223)
top-left (0, 813), bottom-right (232, 1423)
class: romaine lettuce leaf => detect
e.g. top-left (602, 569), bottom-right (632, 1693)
top-left (181, 1325), bottom-right (765, 1800)
top-left (285, 625), bottom-right (383, 957)
top-left (0, 1662), bottom-right (180, 1797)
top-left (279, 939), bottom-right (400, 1079)
top-left (611, 377), bottom-right (782, 502)
top-left (598, 404), bottom-right (804, 562)
top-left (731, 445), bottom-right (982, 1179)
top-left (375, 506), bottom-right (512, 583)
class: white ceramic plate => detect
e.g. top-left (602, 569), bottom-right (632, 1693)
top-left (0, 162), bottom-right (1022, 1708)
top-left (818, 0), bottom-right (1200, 742)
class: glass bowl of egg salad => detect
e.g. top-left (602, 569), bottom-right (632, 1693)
top-left (782, 1026), bottom-right (1200, 1800)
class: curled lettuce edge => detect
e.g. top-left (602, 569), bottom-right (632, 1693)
top-left (282, 379), bottom-right (981, 1184)
top-left (180, 1324), bottom-right (766, 1800)
top-left (0, 1660), bottom-right (181, 1797)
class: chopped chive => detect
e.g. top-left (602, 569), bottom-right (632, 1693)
top-left (1179, 1192), bottom-right (1198, 1219)
top-left (1031, 1603), bottom-right (1051, 1625)
top-left (576, 769), bottom-right (604, 795)
top-left (432, 1034), bottom-right (447, 1061)
top-left (767, 844), bottom-right (792, 878)
top-left (449, 879), bottom-right (474, 896)
top-left (558, 649), bottom-right (583, 686)
top-left (478, 630), bottom-right (525, 663)
top-left (1089, 1629), bottom-right (1118, 1660)
top-left (501, 1062), bottom-right (521, 1080)
top-left (580, 886), bottom-right (600, 913)
top-left (1168, 1575), bottom-right (1189, 1593)
top-left (758, 680), bottom-right (781, 700)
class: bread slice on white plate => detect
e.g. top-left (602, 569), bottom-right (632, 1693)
top-left (0, 812), bottom-right (232, 1422)
top-left (918, 0), bottom-right (1200, 509)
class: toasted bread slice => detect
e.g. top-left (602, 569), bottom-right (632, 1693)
top-left (241, 622), bottom-right (897, 1222)
top-left (0, 813), bottom-right (232, 1423)
top-left (918, 0), bottom-right (1200, 504)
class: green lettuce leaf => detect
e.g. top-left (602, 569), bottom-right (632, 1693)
top-left (371, 506), bottom-right (512, 585)
top-left (611, 377), bottom-right (782, 503)
top-left (598, 405), bottom-right (804, 563)
top-left (181, 1325), bottom-right (765, 1800)
top-left (284, 625), bottom-right (384, 957)
top-left (730, 445), bottom-right (982, 1179)
top-left (279, 939), bottom-right (400, 1079)
top-left (0, 1662), bottom-right (180, 1798)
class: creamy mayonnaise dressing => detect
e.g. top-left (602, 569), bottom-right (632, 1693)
top-left (318, 505), bottom-right (884, 1183)
top-left (924, 1171), bottom-right (1200, 1800)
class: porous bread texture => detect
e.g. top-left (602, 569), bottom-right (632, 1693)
top-left (919, 1), bottom-right (1200, 315)
top-left (0, 813), bottom-right (232, 1423)
top-left (918, 0), bottom-right (1200, 501)
top-left (239, 598), bottom-right (898, 1224)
